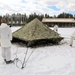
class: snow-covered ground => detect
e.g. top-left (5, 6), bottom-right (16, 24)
top-left (0, 27), bottom-right (75, 75)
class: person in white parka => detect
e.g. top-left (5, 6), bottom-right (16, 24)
top-left (70, 31), bottom-right (75, 47)
top-left (53, 25), bottom-right (58, 32)
top-left (0, 18), bottom-right (13, 64)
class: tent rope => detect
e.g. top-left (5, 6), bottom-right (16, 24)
top-left (21, 47), bottom-right (36, 69)
top-left (13, 46), bottom-right (36, 69)
top-left (21, 47), bottom-right (29, 69)
top-left (13, 47), bottom-right (22, 68)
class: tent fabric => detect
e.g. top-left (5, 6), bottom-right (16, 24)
top-left (12, 18), bottom-right (63, 47)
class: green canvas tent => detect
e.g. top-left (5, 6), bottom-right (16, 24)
top-left (12, 18), bottom-right (63, 47)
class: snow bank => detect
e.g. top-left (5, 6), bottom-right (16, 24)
top-left (0, 27), bottom-right (75, 75)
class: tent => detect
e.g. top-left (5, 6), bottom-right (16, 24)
top-left (12, 18), bottom-right (63, 47)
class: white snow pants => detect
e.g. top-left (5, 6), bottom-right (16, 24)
top-left (1, 47), bottom-right (11, 61)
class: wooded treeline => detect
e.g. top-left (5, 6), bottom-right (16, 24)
top-left (0, 12), bottom-right (74, 25)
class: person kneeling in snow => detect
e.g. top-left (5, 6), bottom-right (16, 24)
top-left (53, 24), bottom-right (58, 32)
top-left (70, 31), bottom-right (75, 47)
top-left (0, 18), bottom-right (13, 64)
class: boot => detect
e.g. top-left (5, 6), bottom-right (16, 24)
top-left (6, 60), bottom-right (14, 64)
top-left (4, 59), bottom-right (6, 62)
top-left (70, 44), bottom-right (72, 47)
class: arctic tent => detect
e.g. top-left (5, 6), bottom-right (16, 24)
top-left (12, 18), bottom-right (63, 47)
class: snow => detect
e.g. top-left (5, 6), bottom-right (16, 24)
top-left (0, 26), bottom-right (75, 75)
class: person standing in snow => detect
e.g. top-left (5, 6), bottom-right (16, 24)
top-left (0, 18), bottom-right (13, 64)
top-left (53, 24), bottom-right (58, 32)
top-left (70, 31), bottom-right (75, 47)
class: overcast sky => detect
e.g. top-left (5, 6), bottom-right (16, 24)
top-left (0, 0), bottom-right (75, 16)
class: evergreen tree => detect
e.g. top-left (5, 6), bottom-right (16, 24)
top-left (57, 12), bottom-right (73, 18)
